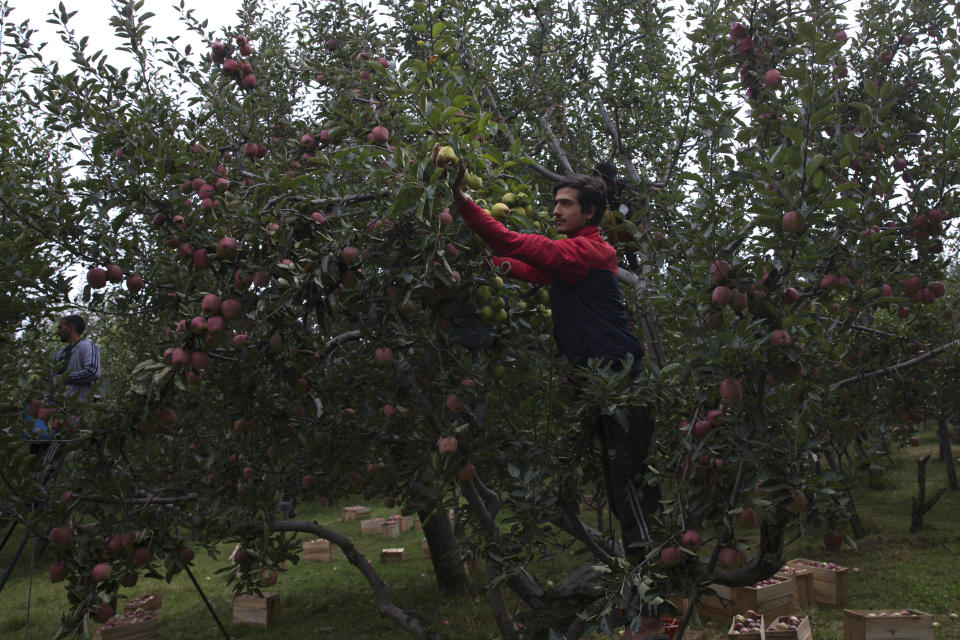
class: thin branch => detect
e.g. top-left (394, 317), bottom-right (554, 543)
top-left (309, 188), bottom-right (392, 208)
top-left (832, 340), bottom-right (959, 389)
top-left (657, 76), bottom-right (697, 189)
top-left (539, 105), bottom-right (574, 175)
top-left (320, 330), bottom-right (363, 357)
top-left (596, 98), bottom-right (642, 184)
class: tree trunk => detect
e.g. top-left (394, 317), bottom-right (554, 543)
top-left (910, 456), bottom-right (947, 534)
top-left (419, 509), bottom-right (471, 596)
top-left (823, 448), bottom-right (866, 539)
top-left (937, 417), bottom-right (958, 490)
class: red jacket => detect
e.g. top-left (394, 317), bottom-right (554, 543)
top-left (457, 198), bottom-right (617, 283)
top-left (457, 198), bottom-right (644, 373)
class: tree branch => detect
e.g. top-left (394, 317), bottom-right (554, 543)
top-left (247, 520), bottom-right (440, 639)
top-left (309, 188), bottom-right (392, 208)
top-left (539, 106), bottom-right (574, 175)
top-left (832, 339), bottom-right (958, 389)
top-left (320, 330), bottom-right (363, 356)
top-left (596, 97), bottom-right (642, 185)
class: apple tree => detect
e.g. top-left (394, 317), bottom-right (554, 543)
top-left (1, 0), bottom-right (958, 637)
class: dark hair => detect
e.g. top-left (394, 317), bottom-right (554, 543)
top-left (553, 174), bottom-right (608, 225)
top-left (62, 314), bottom-right (86, 334)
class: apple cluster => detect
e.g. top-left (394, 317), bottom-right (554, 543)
top-left (730, 610), bottom-right (763, 634)
top-left (86, 264), bottom-right (143, 294)
top-left (768, 616), bottom-right (805, 631)
top-left (212, 35), bottom-right (258, 90)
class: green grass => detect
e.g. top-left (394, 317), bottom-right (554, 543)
top-left (1, 432), bottom-right (958, 639)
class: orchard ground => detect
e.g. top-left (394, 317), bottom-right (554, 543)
top-left (1, 429), bottom-right (957, 639)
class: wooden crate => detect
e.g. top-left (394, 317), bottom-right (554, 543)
top-left (383, 520), bottom-right (401, 538)
top-left (381, 547), bottom-right (405, 563)
top-left (360, 517), bottom-right (385, 534)
top-left (787, 558), bottom-right (849, 607)
top-left (766, 616), bottom-right (812, 640)
top-left (421, 537), bottom-right (430, 558)
top-left (93, 617), bottom-right (157, 640)
top-left (728, 614), bottom-right (766, 640)
top-left (397, 515), bottom-right (415, 531)
top-left (303, 538), bottom-right (333, 561)
top-left (581, 494), bottom-right (597, 512)
top-left (233, 592), bottom-right (279, 627)
top-left (700, 579), bottom-right (794, 620)
top-left (843, 610), bottom-right (934, 640)
top-left (341, 505), bottom-right (373, 521)
top-left (122, 592), bottom-right (162, 614)
top-left (776, 566), bottom-right (815, 610)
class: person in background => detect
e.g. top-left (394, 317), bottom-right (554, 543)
top-left (54, 314), bottom-right (101, 402)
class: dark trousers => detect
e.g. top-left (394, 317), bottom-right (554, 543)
top-left (593, 404), bottom-right (662, 619)
top-left (595, 405), bottom-right (663, 620)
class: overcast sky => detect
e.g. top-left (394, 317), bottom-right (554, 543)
top-left (4, 0), bottom-right (244, 64)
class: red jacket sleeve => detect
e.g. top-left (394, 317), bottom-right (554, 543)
top-left (492, 257), bottom-right (549, 284)
top-left (457, 198), bottom-right (592, 283)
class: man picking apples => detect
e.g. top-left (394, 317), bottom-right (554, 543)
top-left (449, 157), bottom-right (664, 640)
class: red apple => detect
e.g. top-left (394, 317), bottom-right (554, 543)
top-left (785, 488), bottom-right (807, 513)
top-left (458, 464), bottom-right (477, 481)
top-left (680, 529), bottom-right (702, 549)
top-left (720, 378), bottom-right (743, 403)
top-left (48, 562), bottom-right (67, 582)
top-left (823, 530), bottom-right (842, 551)
top-left (763, 68), bottom-right (782, 89)
top-left (105, 264), bottom-right (124, 283)
top-left (370, 126), bottom-right (389, 143)
top-left (717, 547), bottom-right (740, 569)
top-left (445, 394), bottom-right (464, 413)
top-left (782, 210), bottom-right (806, 232)
top-left (342, 246), bottom-right (360, 263)
top-left (201, 293), bottom-right (221, 315)
top-left (216, 236), bottom-right (237, 258)
top-left (49, 526), bottom-right (72, 549)
top-left (660, 545), bottom-right (683, 567)
top-left (437, 436), bottom-right (458, 455)
top-left (220, 298), bottom-right (242, 320)
top-left (738, 508), bottom-right (758, 529)
top-left (125, 275), bottom-right (143, 293)
top-left (710, 259), bottom-right (731, 282)
top-left (712, 285), bottom-right (732, 306)
top-left (769, 329), bottom-right (791, 347)
top-left (374, 347), bottom-right (394, 363)
top-left (87, 268), bottom-right (107, 289)
top-left (91, 562), bottom-right (112, 582)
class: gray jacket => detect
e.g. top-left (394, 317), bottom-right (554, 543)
top-left (54, 338), bottom-right (101, 401)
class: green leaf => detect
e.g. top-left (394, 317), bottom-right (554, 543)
top-left (432, 21), bottom-right (446, 38)
top-left (781, 126), bottom-right (805, 144)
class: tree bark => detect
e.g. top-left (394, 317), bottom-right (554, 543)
top-left (937, 416), bottom-right (958, 490)
top-left (910, 456), bottom-right (947, 533)
top-left (418, 509), bottom-right (472, 596)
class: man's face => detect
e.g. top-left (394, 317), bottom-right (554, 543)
top-left (553, 187), bottom-right (592, 235)
top-left (57, 319), bottom-right (72, 342)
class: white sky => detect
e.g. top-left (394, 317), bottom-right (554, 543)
top-left (4, 0), bottom-right (244, 64)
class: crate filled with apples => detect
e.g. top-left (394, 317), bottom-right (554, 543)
top-left (775, 564), bottom-right (815, 610)
top-left (728, 610), bottom-right (766, 640)
top-left (92, 608), bottom-right (158, 640)
top-left (843, 609), bottom-right (934, 640)
top-left (786, 558), bottom-right (849, 607)
top-left (702, 576), bottom-right (794, 620)
top-left (766, 615), bottom-right (812, 640)
top-left (122, 593), bottom-right (162, 615)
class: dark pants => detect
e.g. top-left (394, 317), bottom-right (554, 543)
top-left (595, 404), bottom-right (662, 618)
